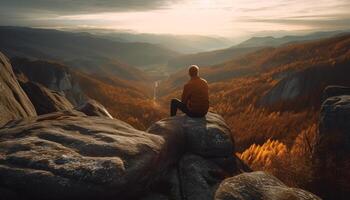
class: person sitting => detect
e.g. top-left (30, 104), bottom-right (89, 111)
top-left (170, 65), bottom-right (209, 118)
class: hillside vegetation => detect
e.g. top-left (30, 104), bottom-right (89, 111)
top-left (0, 26), bottom-right (179, 79)
top-left (160, 34), bottom-right (350, 93)
top-left (160, 34), bottom-right (350, 190)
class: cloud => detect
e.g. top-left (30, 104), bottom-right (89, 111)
top-left (0, 0), bottom-right (182, 14)
top-left (239, 13), bottom-right (350, 30)
top-left (0, 0), bottom-right (349, 37)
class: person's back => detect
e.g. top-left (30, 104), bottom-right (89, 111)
top-left (182, 77), bottom-right (209, 116)
top-left (170, 65), bottom-right (209, 118)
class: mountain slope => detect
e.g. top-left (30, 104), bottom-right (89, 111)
top-left (167, 46), bottom-right (262, 70)
top-left (167, 30), bottom-right (348, 73)
top-left (10, 57), bottom-right (165, 129)
top-left (160, 34), bottom-right (350, 94)
top-left (236, 30), bottom-right (348, 48)
top-left (0, 26), bottom-right (179, 80)
top-left (84, 30), bottom-right (233, 53)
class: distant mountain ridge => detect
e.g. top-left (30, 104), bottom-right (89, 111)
top-left (236, 30), bottom-right (348, 48)
top-left (160, 33), bottom-right (350, 95)
top-left (0, 26), bottom-right (179, 81)
top-left (67, 29), bottom-right (233, 53)
top-left (167, 30), bottom-right (349, 71)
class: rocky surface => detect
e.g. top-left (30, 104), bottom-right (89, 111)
top-left (147, 113), bottom-right (241, 200)
top-left (0, 110), bottom-right (174, 200)
top-left (312, 86), bottom-right (350, 199)
top-left (259, 60), bottom-right (350, 110)
top-left (76, 99), bottom-right (113, 119)
top-left (0, 52), bottom-right (36, 126)
top-left (0, 108), bottom-right (321, 200)
top-left (19, 80), bottom-right (74, 115)
top-left (11, 58), bottom-right (86, 106)
top-left (148, 113), bottom-right (234, 158)
top-left (215, 171), bottom-right (321, 200)
top-left (322, 85), bottom-right (350, 101)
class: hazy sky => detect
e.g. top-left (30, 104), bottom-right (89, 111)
top-left (1, 0), bottom-right (350, 37)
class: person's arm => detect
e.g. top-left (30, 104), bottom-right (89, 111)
top-left (181, 84), bottom-right (191, 104)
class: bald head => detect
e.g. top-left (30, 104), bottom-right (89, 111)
top-left (188, 65), bottom-right (199, 77)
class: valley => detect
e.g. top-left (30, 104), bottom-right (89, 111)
top-left (1, 26), bottom-right (350, 199)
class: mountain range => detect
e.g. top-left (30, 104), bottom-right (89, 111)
top-left (0, 26), bottom-right (179, 81)
top-left (167, 30), bottom-right (349, 70)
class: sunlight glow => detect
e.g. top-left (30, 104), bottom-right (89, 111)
top-left (47, 0), bottom-right (350, 37)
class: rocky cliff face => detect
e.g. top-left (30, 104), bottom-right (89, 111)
top-left (259, 56), bottom-right (350, 111)
top-left (312, 85), bottom-right (350, 199)
top-left (11, 58), bottom-right (86, 106)
top-left (19, 80), bottom-right (74, 115)
top-left (146, 113), bottom-right (241, 200)
top-left (0, 52), bottom-right (36, 126)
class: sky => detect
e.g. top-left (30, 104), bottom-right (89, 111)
top-left (1, 0), bottom-right (350, 38)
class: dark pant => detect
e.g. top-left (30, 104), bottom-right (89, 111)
top-left (170, 99), bottom-right (205, 118)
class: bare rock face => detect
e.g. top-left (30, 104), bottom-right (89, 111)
top-left (312, 86), bottom-right (350, 200)
top-left (322, 85), bottom-right (350, 101)
top-left (215, 171), bottom-right (321, 200)
top-left (148, 113), bottom-right (234, 158)
top-left (147, 113), bottom-right (239, 200)
top-left (0, 52), bottom-right (36, 126)
top-left (0, 110), bottom-right (178, 200)
top-left (76, 99), bottom-right (113, 119)
top-left (19, 80), bottom-right (74, 115)
top-left (11, 58), bottom-right (86, 106)
top-left (259, 61), bottom-right (350, 110)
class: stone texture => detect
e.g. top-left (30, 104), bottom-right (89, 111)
top-left (76, 99), bottom-right (113, 119)
top-left (19, 80), bottom-right (74, 115)
top-left (177, 154), bottom-right (228, 200)
top-left (11, 57), bottom-right (86, 106)
top-left (312, 89), bottom-right (350, 200)
top-left (147, 112), bottom-right (234, 158)
top-left (215, 171), bottom-right (321, 200)
top-left (322, 85), bottom-right (350, 102)
top-left (0, 52), bottom-right (37, 126)
top-left (147, 113), bottom-right (239, 200)
top-left (0, 110), bottom-right (177, 200)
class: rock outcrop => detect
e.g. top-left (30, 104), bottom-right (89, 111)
top-left (0, 52), bottom-right (36, 126)
top-left (259, 60), bottom-right (350, 110)
top-left (11, 58), bottom-right (86, 106)
top-left (19, 80), bottom-right (74, 115)
top-left (0, 110), bottom-right (176, 200)
top-left (147, 113), bottom-right (242, 200)
top-left (76, 99), bottom-right (113, 119)
top-left (322, 85), bottom-right (350, 101)
top-left (312, 86), bottom-right (350, 199)
top-left (215, 171), bottom-right (321, 200)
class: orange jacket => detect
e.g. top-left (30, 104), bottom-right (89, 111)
top-left (181, 76), bottom-right (209, 115)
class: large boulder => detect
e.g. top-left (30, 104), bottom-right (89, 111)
top-left (76, 99), bottom-right (113, 119)
top-left (148, 112), bottom-right (234, 158)
top-left (19, 80), bottom-right (74, 115)
top-left (215, 171), bottom-right (321, 200)
top-left (0, 110), bottom-right (178, 200)
top-left (322, 85), bottom-right (350, 101)
top-left (147, 113), bottom-right (239, 200)
top-left (312, 86), bottom-right (350, 199)
top-left (177, 154), bottom-right (230, 200)
top-left (0, 52), bottom-right (36, 126)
